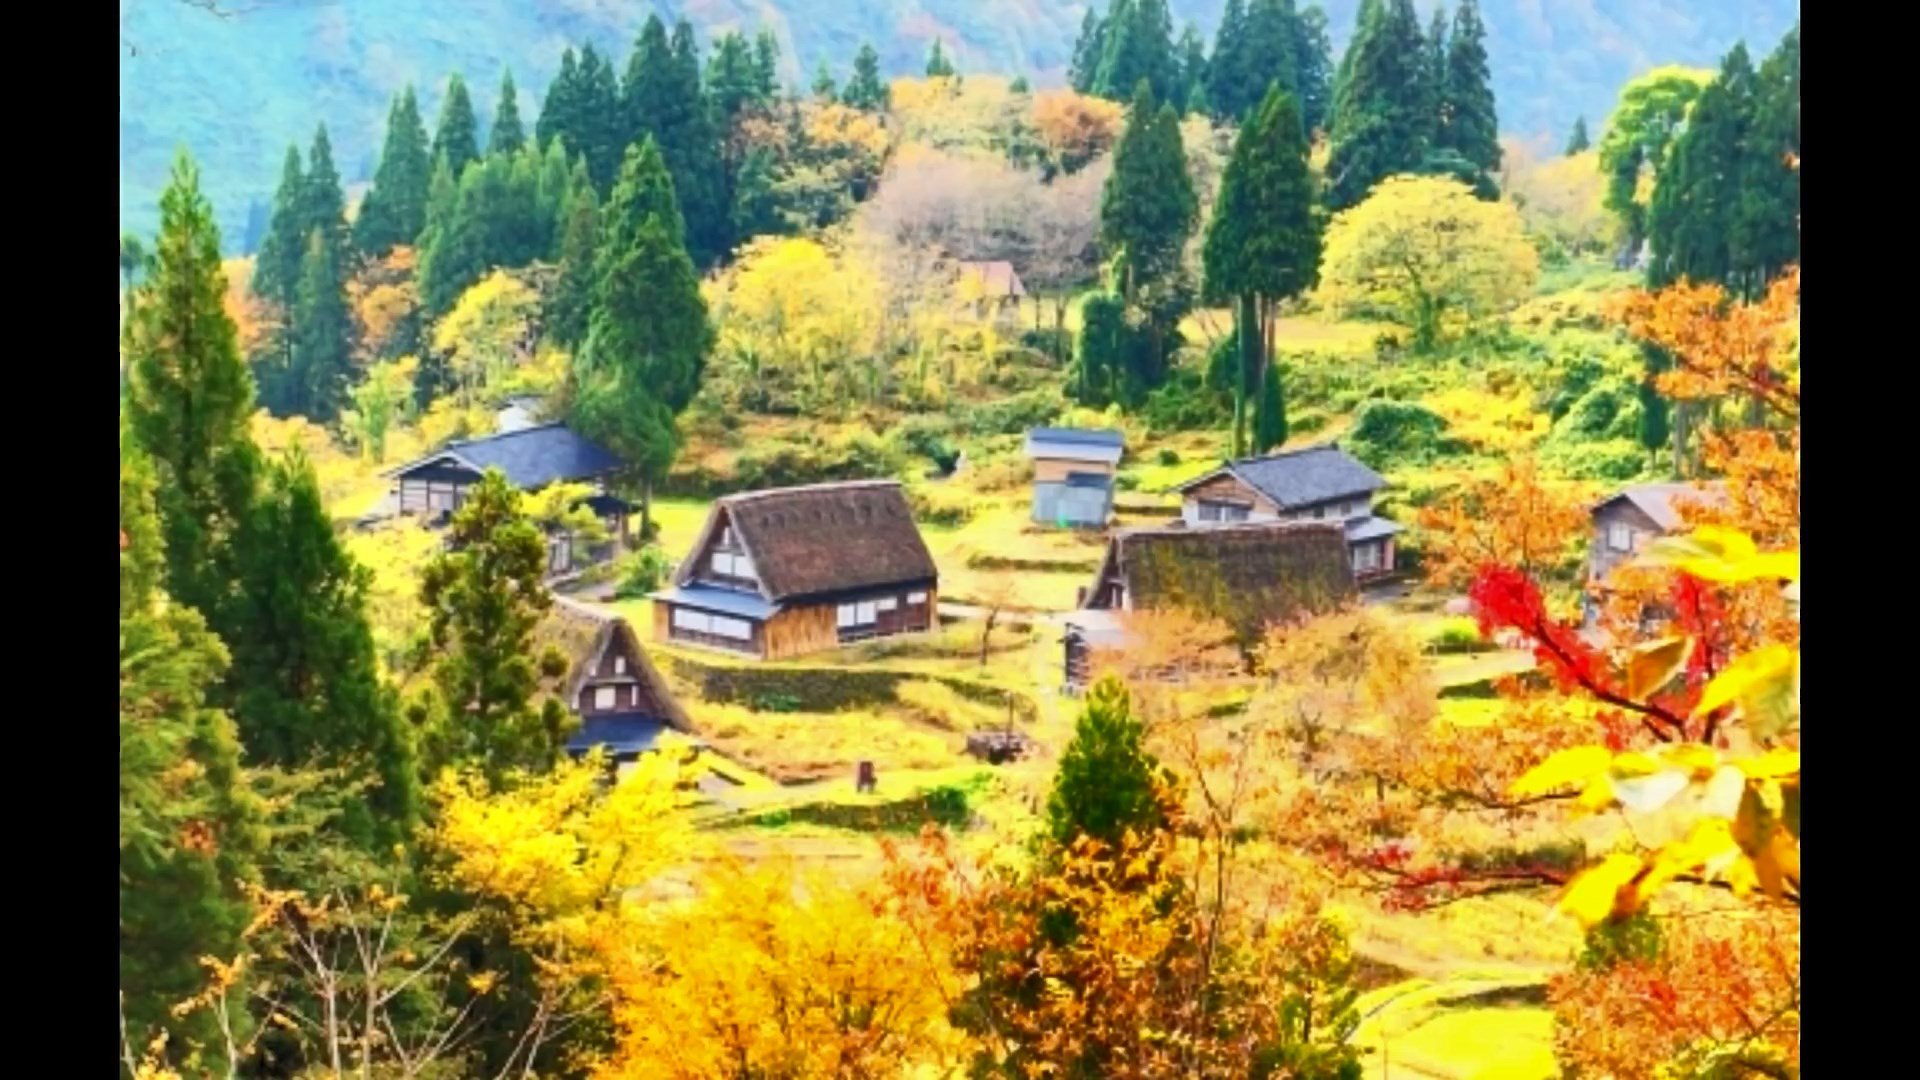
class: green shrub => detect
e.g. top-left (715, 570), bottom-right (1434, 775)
top-left (890, 415), bottom-right (962, 474)
top-left (1425, 617), bottom-right (1492, 654)
top-left (741, 781), bottom-right (980, 833)
top-left (1140, 367), bottom-right (1230, 434)
top-left (1157, 447), bottom-right (1181, 466)
top-left (613, 545), bottom-right (675, 600)
top-left (904, 483), bottom-right (976, 526)
top-left (1540, 438), bottom-right (1649, 483)
top-left (957, 388), bottom-right (1064, 436)
top-left (749, 692), bottom-right (803, 713)
top-left (1114, 473), bottom-right (1141, 492)
top-left (1344, 400), bottom-right (1459, 468)
top-left (665, 654), bottom-right (1040, 723)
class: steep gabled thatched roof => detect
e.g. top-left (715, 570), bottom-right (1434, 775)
top-left (534, 596), bottom-right (689, 730)
top-left (1084, 521), bottom-right (1355, 643)
top-left (673, 481), bottom-right (938, 603)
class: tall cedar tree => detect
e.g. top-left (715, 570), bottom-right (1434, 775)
top-left (1255, 360), bottom-right (1289, 453)
top-left (1442, 0), bottom-right (1501, 181)
top-left (535, 48), bottom-right (580, 153)
top-left (1566, 115), bottom-right (1591, 155)
top-left (812, 58), bottom-right (838, 102)
top-left (926, 37), bottom-right (955, 78)
top-left (708, 32), bottom-right (759, 127)
top-left (624, 17), bottom-right (729, 267)
top-left (753, 29), bottom-right (782, 98)
top-left (1648, 44), bottom-right (1756, 293)
top-left (302, 126), bottom-right (352, 271)
top-left (1424, 3), bottom-right (1448, 149)
top-left (419, 147), bottom-right (547, 318)
top-left (354, 87), bottom-right (432, 257)
top-left (1100, 82), bottom-right (1197, 295)
top-left (1068, 7), bottom-right (1107, 94)
top-left (1206, 0), bottom-right (1251, 120)
top-left (288, 227), bottom-right (355, 420)
top-left (534, 136), bottom-right (573, 256)
top-left (546, 156), bottom-right (600, 348)
top-left (124, 153), bottom-right (262, 624)
top-left (1293, 4), bottom-right (1335, 133)
top-left (431, 73), bottom-right (480, 180)
top-left (417, 469), bottom-right (571, 782)
top-left (120, 432), bottom-right (266, 1053)
top-left (1202, 87), bottom-right (1320, 451)
top-left (251, 146), bottom-right (306, 310)
top-left (1094, 0), bottom-right (1179, 107)
top-left (560, 44), bottom-right (624, 193)
top-left (489, 69), bottom-right (526, 155)
top-left (1176, 24), bottom-right (1209, 114)
top-left (1325, 0), bottom-right (1430, 209)
top-left (574, 139), bottom-right (714, 539)
top-left (228, 452), bottom-right (419, 846)
top-left (1046, 677), bottom-right (1173, 847)
top-left (1741, 25), bottom-right (1800, 292)
top-left (1073, 289), bottom-right (1129, 407)
top-left (1248, 0), bottom-right (1300, 114)
top-left (843, 42), bottom-right (890, 110)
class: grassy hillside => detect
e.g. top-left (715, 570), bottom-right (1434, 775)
top-left (119, 0), bottom-right (1796, 248)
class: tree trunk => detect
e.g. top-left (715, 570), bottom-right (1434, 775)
top-left (1236, 293), bottom-right (1260, 454)
top-left (640, 476), bottom-right (654, 545)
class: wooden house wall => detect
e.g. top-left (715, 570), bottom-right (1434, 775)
top-left (1589, 502), bottom-right (1666, 582)
top-left (1178, 474), bottom-right (1279, 523)
top-left (764, 603), bottom-right (839, 660)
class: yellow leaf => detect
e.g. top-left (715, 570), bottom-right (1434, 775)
top-left (1609, 751), bottom-right (1665, 777)
top-left (1747, 551), bottom-right (1800, 582)
top-left (1695, 645), bottom-right (1797, 718)
top-left (1511, 745), bottom-right (1613, 798)
top-left (1737, 748), bottom-right (1801, 779)
top-left (1553, 853), bottom-right (1644, 928)
top-left (1575, 774), bottom-right (1616, 813)
top-left (1626, 637), bottom-right (1691, 700)
top-left (1659, 744), bottom-right (1722, 780)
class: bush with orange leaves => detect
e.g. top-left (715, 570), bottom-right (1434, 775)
top-left (1414, 457), bottom-right (1592, 596)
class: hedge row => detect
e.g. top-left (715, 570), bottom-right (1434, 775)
top-left (664, 654), bottom-right (1040, 724)
top-left (965, 552), bottom-right (1100, 574)
top-left (742, 784), bottom-right (974, 833)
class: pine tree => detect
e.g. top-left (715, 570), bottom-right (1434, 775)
top-left (432, 73), bottom-right (481, 179)
top-left (1293, 3), bottom-right (1335, 133)
top-left (1046, 677), bottom-right (1172, 848)
top-left (1072, 289), bottom-right (1128, 407)
top-left (535, 47), bottom-right (581, 153)
top-left (547, 156), bottom-right (600, 348)
top-left (1254, 360), bottom-right (1288, 452)
top-left (1206, 0), bottom-right (1251, 120)
top-left (1637, 348), bottom-right (1672, 470)
top-left (574, 139), bottom-right (714, 539)
top-left (120, 232), bottom-right (148, 301)
top-left (1069, 6), bottom-right (1108, 94)
top-left (926, 37), bottom-right (956, 78)
top-left (812, 58), bottom-right (838, 102)
top-left (288, 228), bottom-right (355, 420)
top-left (1101, 82), bottom-right (1198, 293)
top-left (1566, 115), bottom-right (1591, 155)
top-left (843, 42), bottom-right (890, 111)
top-left (489, 69), bottom-right (527, 155)
top-left (1244, 0), bottom-right (1300, 117)
top-left (251, 145), bottom-right (307, 309)
top-left (623, 17), bottom-right (729, 268)
top-left (708, 31), bottom-right (759, 125)
top-left (120, 432), bottom-right (266, 1051)
top-left (1441, 0), bottom-right (1501, 181)
top-left (417, 470), bottom-right (572, 782)
top-left (1740, 24), bottom-right (1800, 292)
top-left (354, 87), bottom-right (432, 257)
top-left (1424, 3), bottom-right (1448, 149)
top-left (753, 29), bottom-right (782, 99)
top-left (1325, 0), bottom-right (1430, 209)
top-left (124, 152), bottom-right (262, 623)
top-left (1648, 44), bottom-right (1755, 292)
top-left (227, 452), bottom-right (419, 846)
top-left (1173, 22), bottom-right (1208, 113)
top-left (302, 125), bottom-right (351, 269)
top-left (534, 135), bottom-right (573, 256)
top-left (577, 44), bottom-right (625, 192)
top-left (1202, 86), bottom-right (1320, 450)
top-left (1094, 0), bottom-right (1178, 106)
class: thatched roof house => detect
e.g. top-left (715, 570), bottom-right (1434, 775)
top-left (536, 596), bottom-right (690, 762)
top-left (651, 480), bottom-right (940, 660)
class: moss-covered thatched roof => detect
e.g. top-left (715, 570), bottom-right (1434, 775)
top-left (1089, 522), bottom-right (1356, 644)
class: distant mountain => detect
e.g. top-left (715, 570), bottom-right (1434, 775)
top-left (118, 0), bottom-right (1798, 250)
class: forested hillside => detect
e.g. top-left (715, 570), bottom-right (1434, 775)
top-left (119, 0), bottom-right (1795, 246)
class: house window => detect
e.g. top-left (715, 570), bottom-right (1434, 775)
top-left (594, 686), bottom-right (616, 710)
top-left (877, 597), bottom-right (898, 612)
top-left (1198, 500), bottom-right (1251, 523)
top-left (1607, 523), bottom-right (1634, 552)
top-left (614, 656), bottom-right (626, 675)
top-left (721, 526), bottom-right (734, 548)
top-left (711, 550), bottom-right (758, 580)
top-left (1314, 505), bottom-right (1328, 520)
top-left (673, 608), bottom-right (711, 633)
top-left (838, 602), bottom-right (878, 627)
top-left (710, 615), bottom-right (752, 640)
top-left (907, 591), bottom-right (928, 605)
top-left (1353, 543), bottom-right (1381, 573)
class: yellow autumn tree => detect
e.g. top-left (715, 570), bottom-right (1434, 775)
top-left (1317, 174), bottom-right (1540, 350)
top-left (705, 234), bottom-right (888, 414)
top-left (431, 269), bottom-right (540, 405)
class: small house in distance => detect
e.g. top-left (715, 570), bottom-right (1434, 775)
top-left (383, 422), bottom-right (631, 575)
top-left (1588, 482), bottom-right (1731, 584)
top-left (1062, 520), bottom-right (1356, 691)
top-left (1025, 427), bottom-right (1124, 528)
top-left (1170, 444), bottom-right (1402, 585)
top-left (956, 260), bottom-right (1026, 317)
top-left (535, 598), bottom-right (692, 773)
top-left (650, 480), bottom-right (940, 660)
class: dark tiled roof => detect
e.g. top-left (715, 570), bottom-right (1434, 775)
top-left (387, 423), bottom-right (623, 491)
top-left (1176, 444), bottom-right (1385, 509)
top-left (1026, 428), bottom-right (1125, 465)
top-left (566, 713), bottom-right (669, 759)
top-left (1598, 482), bottom-right (1731, 531)
top-left (1345, 516), bottom-right (1405, 543)
top-left (1084, 520), bottom-right (1356, 642)
top-left (676, 481), bottom-right (938, 603)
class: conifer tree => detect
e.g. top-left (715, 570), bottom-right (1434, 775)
top-left (812, 58), bottom-right (838, 102)
top-left (1441, 0), bottom-right (1501, 180)
top-left (288, 228), bottom-right (354, 420)
top-left (417, 469), bottom-right (572, 783)
top-left (535, 47), bottom-right (581, 153)
top-left (1069, 6), bottom-right (1108, 94)
top-left (624, 17), bottom-right (729, 267)
top-left (489, 69), bottom-right (526, 156)
top-left (432, 73), bottom-right (481, 180)
top-left (1566, 115), bottom-right (1591, 155)
top-left (227, 452), bottom-right (418, 846)
top-left (302, 125), bottom-right (351, 266)
top-left (1202, 86), bottom-right (1320, 451)
top-left (1101, 82), bottom-right (1197, 294)
top-left (1206, 0), bottom-right (1251, 120)
top-left (1424, 3), bottom-right (1448, 148)
top-left (546, 156), bottom-right (600, 348)
top-left (1254, 360), bottom-right (1288, 453)
top-left (1174, 22), bottom-right (1207, 112)
top-left (1637, 349), bottom-right (1672, 470)
top-left (708, 31), bottom-right (759, 126)
top-left (124, 152), bottom-right (262, 623)
top-left (354, 87), bottom-right (432, 257)
top-left (1046, 677), bottom-right (1172, 848)
top-left (1741, 24), bottom-right (1800, 291)
top-left (1292, 3), bottom-right (1335, 133)
top-left (1094, 0), bottom-right (1178, 106)
top-left (577, 44), bottom-right (624, 192)
top-left (753, 28), bottom-right (782, 99)
top-left (843, 42), bottom-right (890, 111)
top-left (1325, 0), bottom-right (1430, 209)
top-left (251, 146), bottom-right (307, 310)
top-left (534, 135), bottom-right (573, 255)
top-left (574, 139), bottom-right (714, 539)
top-left (1245, 0), bottom-right (1300, 115)
top-left (926, 37), bottom-right (956, 78)
top-left (119, 432), bottom-right (265, 1052)
top-left (120, 232), bottom-right (148, 301)
top-left (1648, 44), bottom-right (1755, 293)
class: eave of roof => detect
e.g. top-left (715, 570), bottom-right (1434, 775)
top-left (650, 584), bottom-right (780, 620)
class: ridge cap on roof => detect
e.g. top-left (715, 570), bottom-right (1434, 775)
top-left (1114, 519), bottom-right (1344, 540)
top-left (447, 420), bottom-right (572, 448)
top-left (721, 478), bottom-right (905, 502)
top-left (1229, 441), bottom-right (1348, 467)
